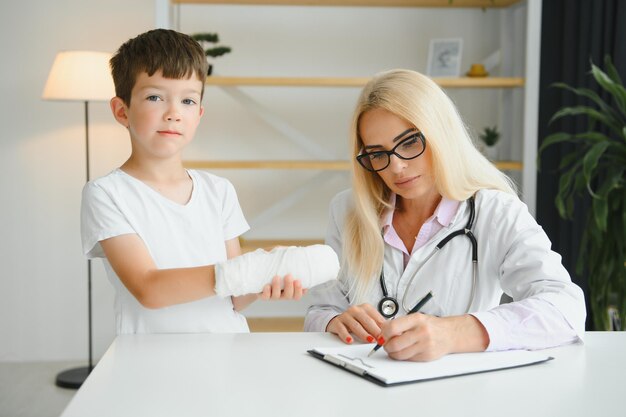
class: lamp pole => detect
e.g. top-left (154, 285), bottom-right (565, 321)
top-left (85, 100), bottom-right (93, 373)
top-left (55, 100), bottom-right (94, 388)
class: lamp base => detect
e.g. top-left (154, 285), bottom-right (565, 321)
top-left (55, 366), bottom-right (91, 389)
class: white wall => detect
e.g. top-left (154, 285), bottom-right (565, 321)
top-left (0, 1), bottom-right (512, 362)
top-left (0, 0), bottom-right (154, 362)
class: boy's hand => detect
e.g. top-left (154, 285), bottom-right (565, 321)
top-left (260, 274), bottom-right (306, 301)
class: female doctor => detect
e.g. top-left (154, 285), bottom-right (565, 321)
top-left (304, 69), bottom-right (586, 362)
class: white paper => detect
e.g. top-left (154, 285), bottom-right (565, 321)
top-left (312, 344), bottom-right (553, 385)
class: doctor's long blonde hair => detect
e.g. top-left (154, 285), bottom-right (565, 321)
top-left (344, 69), bottom-right (516, 303)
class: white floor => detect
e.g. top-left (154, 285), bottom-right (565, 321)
top-left (0, 361), bottom-right (81, 417)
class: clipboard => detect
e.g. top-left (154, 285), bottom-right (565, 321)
top-left (308, 344), bottom-right (553, 387)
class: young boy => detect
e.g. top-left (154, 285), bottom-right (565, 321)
top-left (81, 29), bottom-right (338, 334)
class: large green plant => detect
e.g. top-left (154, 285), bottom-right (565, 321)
top-left (539, 56), bottom-right (626, 331)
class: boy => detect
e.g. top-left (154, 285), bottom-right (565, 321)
top-left (81, 29), bottom-right (338, 334)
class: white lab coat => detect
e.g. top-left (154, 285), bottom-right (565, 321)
top-left (305, 188), bottom-right (586, 351)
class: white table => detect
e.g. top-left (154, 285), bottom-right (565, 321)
top-left (60, 332), bottom-right (625, 417)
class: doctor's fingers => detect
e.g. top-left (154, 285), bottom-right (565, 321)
top-left (379, 313), bottom-right (428, 348)
top-left (326, 316), bottom-right (355, 344)
top-left (382, 316), bottom-right (448, 361)
top-left (385, 333), bottom-right (445, 362)
top-left (381, 311), bottom-right (429, 339)
top-left (360, 303), bottom-right (386, 327)
top-left (343, 305), bottom-right (383, 341)
top-left (328, 313), bottom-right (375, 343)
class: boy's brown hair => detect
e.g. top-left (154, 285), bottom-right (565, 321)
top-left (110, 29), bottom-right (208, 105)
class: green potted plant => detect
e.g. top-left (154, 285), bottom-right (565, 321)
top-left (191, 32), bottom-right (232, 76)
top-left (539, 55), bottom-right (626, 331)
top-left (478, 125), bottom-right (500, 160)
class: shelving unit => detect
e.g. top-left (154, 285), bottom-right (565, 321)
top-left (160, 0), bottom-right (540, 238)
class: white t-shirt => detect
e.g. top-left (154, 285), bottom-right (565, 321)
top-left (81, 168), bottom-right (250, 334)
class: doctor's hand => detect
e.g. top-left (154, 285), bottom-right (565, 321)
top-left (326, 304), bottom-right (386, 344)
top-left (380, 313), bottom-right (490, 362)
top-left (259, 274), bottom-right (306, 301)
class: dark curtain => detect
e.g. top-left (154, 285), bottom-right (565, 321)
top-left (537, 0), bottom-right (626, 329)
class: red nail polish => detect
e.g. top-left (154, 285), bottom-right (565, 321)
top-left (378, 336), bottom-right (385, 345)
top-left (346, 336), bottom-right (353, 344)
top-left (366, 335), bottom-right (374, 343)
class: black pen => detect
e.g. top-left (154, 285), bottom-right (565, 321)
top-left (367, 291), bottom-right (433, 357)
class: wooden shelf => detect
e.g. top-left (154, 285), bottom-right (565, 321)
top-left (240, 238), bottom-right (324, 252)
top-left (494, 161), bottom-right (523, 171)
top-left (184, 160), bottom-right (351, 170)
top-left (247, 317), bottom-right (305, 332)
top-left (185, 159), bottom-right (522, 171)
top-left (205, 76), bottom-right (525, 88)
top-left (173, 0), bottom-right (520, 8)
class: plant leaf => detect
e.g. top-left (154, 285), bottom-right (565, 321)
top-left (538, 132), bottom-right (572, 155)
top-left (591, 62), bottom-right (626, 117)
top-left (573, 131), bottom-right (614, 143)
top-left (555, 162), bottom-right (581, 218)
top-left (597, 167), bottom-right (625, 199)
top-left (549, 106), bottom-right (622, 135)
top-left (558, 152), bottom-right (579, 170)
top-left (555, 194), bottom-right (567, 219)
top-left (592, 196), bottom-right (608, 231)
top-left (603, 55), bottom-right (623, 86)
top-left (551, 82), bottom-right (623, 122)
top-left (583, 141), bottom-right (611, 186)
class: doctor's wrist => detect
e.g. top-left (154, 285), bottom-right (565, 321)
top-left (446, 315), bottom-right (490, 353)
top-left (462, 314), bottom-right (490, 352)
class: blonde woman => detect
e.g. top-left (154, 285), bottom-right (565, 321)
top-left (305, 69), bottom-right (586, 361)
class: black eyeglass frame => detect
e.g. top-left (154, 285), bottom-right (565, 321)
top-left (356, 128), bottom-right (427, 172)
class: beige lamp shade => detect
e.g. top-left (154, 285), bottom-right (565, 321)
top-left (42, 51), bottom-right (114, 101)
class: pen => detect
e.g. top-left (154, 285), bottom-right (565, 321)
top-left (367, 291), bottom-right (433, 357)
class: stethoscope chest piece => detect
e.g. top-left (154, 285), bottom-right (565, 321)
top-left (378, 296), bottom-right (399, 319)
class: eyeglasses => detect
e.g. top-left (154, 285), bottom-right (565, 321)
top-left (356, 128), bottom-right (427, 172)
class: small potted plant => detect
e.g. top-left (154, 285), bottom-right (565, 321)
top-left (539, 55), bottom-right (626, 331)
top-left (191, 32), bottom-right (232, 76)
top-left (478, 126), bottom-right (500, 160)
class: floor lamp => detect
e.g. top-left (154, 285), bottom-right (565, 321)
top-left (42, 51), bottom-right (114, 389)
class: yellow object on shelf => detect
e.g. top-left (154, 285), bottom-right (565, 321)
top-left (466, 63), bottom-right (489, 77)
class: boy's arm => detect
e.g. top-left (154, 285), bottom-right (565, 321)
top-left (228, 238), bottom-right (259, 311)
top-left (229, 239), bottom-right (306, 311)
top-left (100, 234), bottom-right (216, 309)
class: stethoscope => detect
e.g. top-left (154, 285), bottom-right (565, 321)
top-left (377, 196), bottom-right (478, 319)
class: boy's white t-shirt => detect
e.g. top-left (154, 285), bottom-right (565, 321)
top-left (81, 168), bottom-right (250, 334)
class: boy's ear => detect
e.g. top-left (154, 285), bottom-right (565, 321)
top-left (199, 105), bottom-right (205, 118)
top-left (110, 97), bottom-right (129, 128)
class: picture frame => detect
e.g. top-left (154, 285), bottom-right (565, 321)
top-left (426, 38), bottom-right (463, 77)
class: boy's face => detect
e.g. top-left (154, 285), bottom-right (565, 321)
top-left (111, 70), bottom-right (204, 161)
